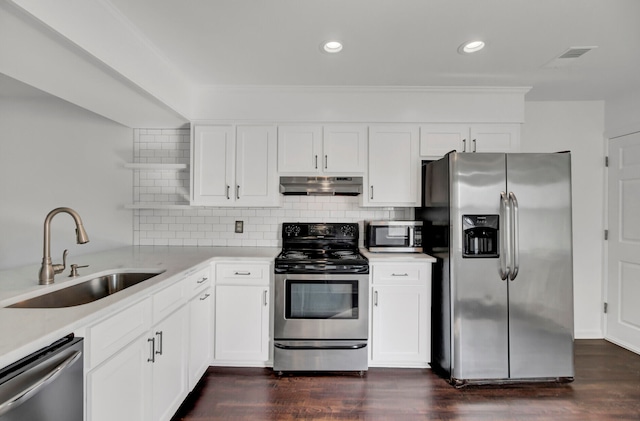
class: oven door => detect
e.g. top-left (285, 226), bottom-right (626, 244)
top-left (274, 273), bottom-right (369, 340)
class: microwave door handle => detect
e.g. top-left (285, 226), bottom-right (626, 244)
top-left (408, 226), bottom-right (414, 246)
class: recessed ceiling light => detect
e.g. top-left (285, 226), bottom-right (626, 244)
top-left (458, 40), bottom-right (485, 54)
top-left (322, 41), bottom-right (343, 54)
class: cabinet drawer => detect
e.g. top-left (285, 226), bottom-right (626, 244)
top-left (153, 277), bottom-right (187, 321)
top-left (87, 297), bottom-right (152, 369)
top-left (188, 266), bottom-right (211, 296)
top-left (372, 264), bottom-right (426, 285)
top-left (216, 263), bottom-right (270, 285)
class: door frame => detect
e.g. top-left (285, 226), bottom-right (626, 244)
top-left (603, 129), bottom-right (640, 354)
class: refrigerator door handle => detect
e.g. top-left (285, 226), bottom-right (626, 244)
top-left (509, 192), bottom-right (520, 280)
top-left (499, 191), bottom-right (511, 280)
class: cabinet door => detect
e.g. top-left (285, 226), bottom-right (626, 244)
top-left (470, 124), bottom-right (521, 152)
top-left (188, 287), bottom-right (212, 390)
top-left (420, 124), bottom-right (468, 157)
top-left (366, 125), bottom-right (419, 206)
top-left (235, 125), bottom-right (279, 206)
top-left (191, 125), bottom-right (235, 205)
top-left (214, 284), bottom-right (270, 364)
top-left (87, 335), bottom-right (152, 421)
top-left (322, 125), bottom-right (367, 173)
top-left (152, 306), bottom-right (189, 421)
top-left (277, 125), bottom-right (322, 173)
top-left (371, 285), bottom-right (429, 366)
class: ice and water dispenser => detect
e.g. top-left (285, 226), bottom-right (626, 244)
top-left (462, 215), bottom-right (499, 258)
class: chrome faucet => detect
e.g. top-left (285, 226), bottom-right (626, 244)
top-left (39, 207), bottom-right (89, 285)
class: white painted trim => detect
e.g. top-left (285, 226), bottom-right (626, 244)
top-left (199, 85), bottom-right (532, 95)
top-left (604, 126), bottom-right (640, 139)
top-left (575, 329), bottom-right (604, 339)
top-left (605, 337), bottom-right (640, 355)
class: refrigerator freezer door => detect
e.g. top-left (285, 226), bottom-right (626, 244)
top-left (450, 153), bottom-right (509, 381)
top-left (506, 153), bottom-right (574, 379)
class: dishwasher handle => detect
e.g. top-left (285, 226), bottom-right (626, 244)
top-left (0, 349), bottom-right (82, 417)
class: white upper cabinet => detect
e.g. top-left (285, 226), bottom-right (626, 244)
top-left (277, 125), bottom-right (322, 173)
top-left (191, 125), bottom-right (279, 207)
top-left (364, 125), bottom-right (420, 207)
top-left (278, 125), bottom-right (366, 174)
top-left (420, 123), bottom-right (521, 157)
top-left (322, 125), bottom-right (367, 173)
top-left (469, 124), bottom-right (521, 153)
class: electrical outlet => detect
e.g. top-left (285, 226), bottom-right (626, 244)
top-left (235, 220), bottom-right (244, 233)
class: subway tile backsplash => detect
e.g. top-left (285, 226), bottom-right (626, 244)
top-left (132, 128), bottom-right (412, 247)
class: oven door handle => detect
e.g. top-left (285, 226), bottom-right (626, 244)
top-left (0, 349), bottom-right (82, 417)
top-left (274, 342), bottom-right (367, 350)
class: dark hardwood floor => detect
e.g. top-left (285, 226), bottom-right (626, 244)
top-left (172, 340), bottom-right (640, 420)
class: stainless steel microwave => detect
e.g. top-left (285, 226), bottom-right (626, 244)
top-left (365, 221), bottom-right (423, 252)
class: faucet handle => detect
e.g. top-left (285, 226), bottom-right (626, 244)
top-left (69, 263), bottom-right (89, 277)
top-left (52, 249), bottom-right (69, 275)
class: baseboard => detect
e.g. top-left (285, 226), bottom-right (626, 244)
top-left (603, 337), bottom-right (640, 355)
top-left (575, 329), bottom-right (604, 339)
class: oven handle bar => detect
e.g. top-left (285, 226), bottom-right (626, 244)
top-left (274, 342), bottom-right (367, 350)
top-left (0, 349), bottom-right (81, 417)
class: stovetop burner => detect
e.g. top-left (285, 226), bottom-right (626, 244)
top-left (275, 223), bottom-right (369, 274)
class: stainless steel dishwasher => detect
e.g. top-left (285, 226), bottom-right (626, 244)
top-left (0, 334), bottom-right (83, 421)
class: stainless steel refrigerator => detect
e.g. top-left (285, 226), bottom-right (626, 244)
top-left (417, 152), bottom-right (574, 386)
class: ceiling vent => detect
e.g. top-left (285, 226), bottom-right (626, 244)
top-left (543, 46), bottom-right (598, 68)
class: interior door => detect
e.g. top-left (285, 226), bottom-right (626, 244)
top-left (606, 131), bottom-right (640, 353)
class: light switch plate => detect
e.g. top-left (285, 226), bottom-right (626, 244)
top-left (235, 220), bottom-right (243, 233)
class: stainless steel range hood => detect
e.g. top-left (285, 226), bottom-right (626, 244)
top-left (279, 176), bottom-right (363, 196)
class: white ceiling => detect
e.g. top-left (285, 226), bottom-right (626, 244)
top-left (102, 0), bottom-right (640, 101)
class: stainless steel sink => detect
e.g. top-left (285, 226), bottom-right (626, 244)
top-left (7, 271), bottom-right (165, 308)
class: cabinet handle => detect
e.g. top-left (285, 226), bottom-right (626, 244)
top-left (472, 139), bottom-right (477, 152)
top-left (374, 290), bottom-right (379, 307)
top-left (325, 155), bottom-right (328, 169)
top-left (236, 185), bottom-right (240, 199)
top-left (197, 276), bottom-right (208, 284)
top-left (155, 331), bottom-right (163, 356)
top-left (200, 293), bottom-right (211, 301)
top-left (263, 289), bottom-right (268, 306)
top-left (370, 186), bottom-right (374, 200)
top-left (234, 271), bottom-right (251, 276)
top-left (315, 155), bottom-right (318, 169)
top-left (392, 273), bottom-right (409, 277)
top-left (147, 338), bottom-right (155, 363)
top-left (226, 185), bottom-right (230, 200)
top-left (462, 139), bottom-right (467, 152)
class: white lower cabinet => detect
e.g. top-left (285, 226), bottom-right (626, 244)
top-left (213, 262), bottom-right (271, 366)
top-left (188, 283), bottom-right (212, 389)
top-left (86, 328), bottom-right (152, 421)
top-left (85, 268), bottom-right (206, 421)
top-left (86, 304), bottom-right (188, 421)
top-left (369, 262), bottom-right (431, 368)
top-left (151, 305), bottom-right (189, 421)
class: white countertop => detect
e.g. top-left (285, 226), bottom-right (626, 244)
top-left (0, 246), bottom-right (279, 368)
top-left (360, 248), bottom-right (437, 263)
top-left (0, 245), bottom-right (435, 368)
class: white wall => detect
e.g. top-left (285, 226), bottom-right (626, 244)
top-left (522, 101), bottom-right (605, 339)
top-left (0, 92), bottom-right (134, 270)
top-left (605, 88), bottom-right (640, 138)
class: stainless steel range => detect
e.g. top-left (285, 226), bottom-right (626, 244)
top-left (273, 222), bottom-right (369, 374)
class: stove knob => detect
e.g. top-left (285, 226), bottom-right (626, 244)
top-left (341, 225), bottom-right (355, 236)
